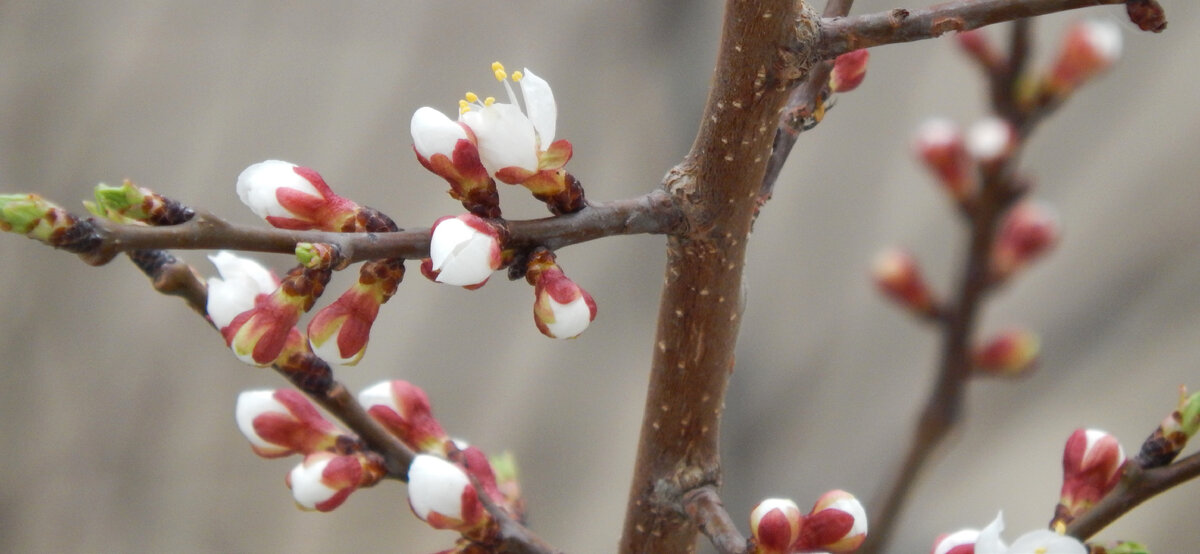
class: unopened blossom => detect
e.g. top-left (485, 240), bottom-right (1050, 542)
top-left (407, 454), bottom-right (489, 534)
top-left (206, 251), bottom-right (278, 330)
top-left (236, 160), bottom-right (360, 231)
top-left (966, 117), bottom-right (1016, 165)
top-left (1044, 20), bottom-right (1123, 97)
top-left (411, 106), bottom-right (500, 217)
top-left (913, 118), bottom-right (976, 202)
top-left (973, 328), bottom-right (1040, 376)
top-left (796, 490), bottom-right (867, 553)
top-left (872, 248), bottom-right (936, 317)
top-left (525, 249), bottom-right (597, 339)
top-left (423, 214), bottom-right (503, 288)
top-left (359, 380), bottom-right (449, 454)
top-left (975, 512), bottom-right (1086, 554)
top-left (931, 528), bottom-right (980, 554)
top-left (235, 388), bottom-right (342, 458)
top-left (829, 49), bottom-right (869, 93)
top-left (307, 258), bottom-right (404, 366)
top-left (1054, 429), bottom-right (1126, 526)
top-left (750, 498), bottom-right (803, 554)
top-left (286, 451), bottom-right (380, 512)
top-left (222, 265), bottom-right (331, 366)
top-left (991, 200), bottom-right (1060, 281)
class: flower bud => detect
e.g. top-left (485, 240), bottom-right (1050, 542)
top-left (286, 451), bottom-right (376, 512)
top-left (308, 258), bottom-right (404, 366)
top-left (829, 49), bottom-right (869, 93)
top-left (872, 248), bottom-right (936, 317)
top-left (235, 388), bottom-right (342, 458)
top-left (797, 490), bottom-right (867, 553)
top-left (411, 107), bottom-right (501, 218)
top-left (913, 118), bottom-right (976, 202)
top-left (206, 251), bottom-right (278, 330)
top-left (524, 250), bottom-right (597, 339)
top-left (991, 200), bottom-right (1060, 281)
top-left (222, 265), bottom-right (331, 366)
top-left (931, 529), bottom-right (979, 554)
top-left (1045, 20), bottom-right (1123, 98)
top-left (966, 117), bottom-right (1016, 166)
top-left (407, 454), bottom-right (489, 534)
top-left (0, 193), bottom-right (95, 251)
top-left (359, 380), bottom-right (449, 454)
top-left (87, 180), bottom-right (193, 226)
top-left (750, 498), bottom-right (803, 554)
top-left (1054, 428), bottom-right (1126, 526)
top-left (1137, 386), bottom-right (1200, 468)
top-left (426, 214), bottom-right (503, 288)
top-left (236, 160), bottom-right (359, 231)
top-left (972, 328), bottom-right (1040, 376)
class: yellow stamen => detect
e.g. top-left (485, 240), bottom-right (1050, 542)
top-left (491, 61), bottom-right (504, 72)
top-left (484, 97), bottom-right (495, 106)
top-left (465, 92), bottom-right (479, 103)
top-left (494, 68), bottom-right (506, 82)
top-left (458, 99), bottom-right (470, 115)
top-left (512, 70), bottom-right (523, 82)
top-left (1053, 521), bottom-right (1067, 535)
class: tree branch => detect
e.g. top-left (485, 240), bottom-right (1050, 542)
top-left (1067, 452), bottom-right (1200, 540)
top-left (683, 486), bottom-right (749, 554)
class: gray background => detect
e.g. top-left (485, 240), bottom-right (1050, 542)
top-left (1, 1), bottom-right (1197, 552)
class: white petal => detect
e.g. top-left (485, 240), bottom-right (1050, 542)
top-left (966, 118), bottom-right (1013, 162)
top-left (460, 103), bottom-right (539, 174)
top-left (519, 68), bottom-right (556, 146)
top-left (289, 455), bottom-right (337, 509)
top-left (429, 217), bottom-right (498, 287)
top-left (411, 107), bottom-right (469, 159)
top-left (975, 512), bottom-right (1008, 554)
top-left (827, 495), bottom-right (868, 536)
top-left (209, 251), bottom-right (277, 293)
top-left (407, 454), bottom-right (470, 521)
top-left (357, 381), bottom-right (399, 412)
top-left (545, 296), bottom-right (593, 339)
top-left (206, 252), bottom-right (275, 328)
top-left (234, 389), bottom-right (289, 452)
top-left (1081, 20), bottom-right (1122, 62)
top-left (1007, 530), bottom-right (1087, 554)
top-left (236, 160), bottom-right (321, 220)
top-left (933, 529), bottom-right (981, 554)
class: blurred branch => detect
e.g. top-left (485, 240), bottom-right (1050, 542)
top-left (684, 486), bottom-right (749, 554)
top-left (1067, 451), bottom-right (1200, 540)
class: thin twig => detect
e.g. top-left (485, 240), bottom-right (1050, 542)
top-left (683, 486), bottom-right (749, 554)
top-left (1067, 452), bottom-right (1200, 540)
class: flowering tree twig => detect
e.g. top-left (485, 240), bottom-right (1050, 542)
top-left (1067, 451), bottom-right (1200, 540)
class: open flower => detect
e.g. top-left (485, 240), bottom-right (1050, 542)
top-left (236, 160), bottom-right (359, 231)
top-left (975, 512), bottom-right (1086, 554)
top-left (423, 214), bottom-right (503, 288)
top-left (235, 388), bottom-right (342, 458)
top-left (411, 107), bottom-right (500, 217)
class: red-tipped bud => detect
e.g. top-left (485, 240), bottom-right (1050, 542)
top-left (286, 451), bottom-right (382, 512)
top-left (796, 490), bottom-right (868, 553)
top-left (1045, 20), bottom-right (1123, 98)
top-left (966, 117), bottom-right (1017, 166)
top-left (872, 248), bottom-right (936, 317)
top-left (750, 498), bottom-right (803, 554)
top-left (307, 259), bottom-right (404, 366)
top-left (955, 29), bottom-right (1005, 71)
top-left (222, 266), bottom-right (331, 366)
top-left (235, 389), bottom-right (342, 458)
top-left (236, 160), bottom-right (361, 231)
top-left (526, 251), bottom-right (597, 339)
top-left (931, 529), bottom-right (980, 554)
top-left (973, 328), bottom-right (1040, 376)
top-left (913, 118), bottom-right (976, 202)
top-left (991, 200), bottom-right (1060, 281)
top-left (359, 380), bottom-right (449, 454)
top-left (829, 49), bottom-right (869, 93)
top-left (407, 454), bottom-right (491, 535)
top-left (1054, 429), bottom-right (1126, 526)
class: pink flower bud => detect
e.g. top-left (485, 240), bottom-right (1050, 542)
top-left (750, 498), bottom-right (803, 554)
top-left (286, 451), bottom-right (365, 512)
top-left (426, 214), bottom-right (503, 288)
top-left (307, 259), bottom-right (403, 366)
top-left (972, 328), bottom-right (1040, 376)
top-left (532, 269), bottom-right (596, 339)
top-left (872, 248), bottom-right (936, 316)
top-left (235, 388), bottom-right (342, 458)
top-left (206, 251), bottom-right (278, 330)
top-left (222, 266), bottom-right (331, 366)
top-left (991, 201), bottom-right (1060, 281)
top-left (407, 454), bottom-right (489, 533)
top-left (829, 49), bottom-right (869, 93)
top-left (359, 380), bottom-right (449, 454)
top-left (913, 118), bottom-right (975, 202)
top-left (236, 160), bottom-right (359, 231)
top-left (965, 117), bottom-right (1016, 165)
top-left (931, 529), bottom-right (979, 554)
top-left (1045, 20), bottom-right (1123, 97)
top-left (1056, 429), bottom-right (1126, 524)
top-left (797, 490), bottom-right (867, 553)
top-left (411, 107), bottom-right (500, 218)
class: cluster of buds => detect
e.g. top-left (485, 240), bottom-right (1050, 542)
top-left (1052, 429), bottom-right (1127, 528)
top-left (235, 388), bottom-right (384, 511)
top-left (1136, 386), bottom-right (1200, 468)
top-left (749, 490), bottom-right (868, 553)
top-left (358, 380), bottom-right (523, 543)
top-left (0, 193), bottom-right (100, 253)
top-left (525, 249), bottom-right (596, 339)
top-left (971, 328), bottom-right (1040, 377)
top-left (411, 62), bottom-right (585, 216)
top-left (85, 180), bottom-right (194, 226)
top-left (207, 252), bottom-right (331, 366)
top-left (912, 116), bottom-right (1019, 207)
top-left (932, 512), bottom-right (1086, 554)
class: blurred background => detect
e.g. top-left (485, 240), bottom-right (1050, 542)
top-left (1, 1), bottom-right (1197, 552)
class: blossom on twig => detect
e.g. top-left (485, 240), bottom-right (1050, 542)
top-left (236, 160), bottom-right (360, 231)
top-left (750, 498), bottom-right (803, 554)
top-left (359, 380), bottom-right (449, 454)
top-left (525, 249), bottom-right (596, 339)
top-left (422, 214), bottom-right (503, 288)
top-left (407, 454), bottom-right (491, 536)
top-left (1053, 429), bottom-right (1126, 526)
top-left (286, 451), bottom-right (383, 512)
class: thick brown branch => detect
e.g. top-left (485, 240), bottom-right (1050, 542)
top-left (619, 1), bottom-right (819, 552)
top-left (1067, 452), bottom-right (1200, 540)
top-left (76, 191), bottom-right (682, 266)
top-left (820, 0), bottom-right (1130, 59)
